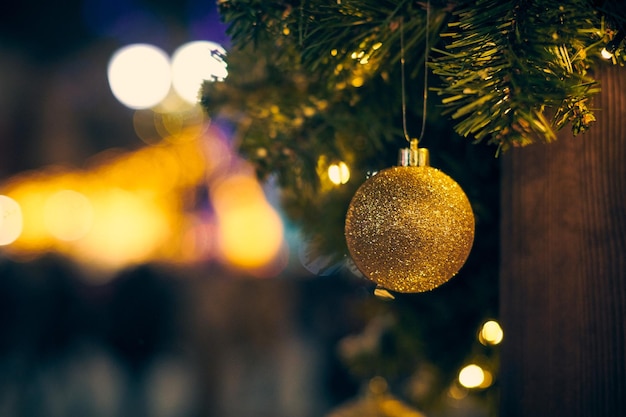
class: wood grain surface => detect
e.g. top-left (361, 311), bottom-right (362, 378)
top-left (500, 62), bottom-right (626, 416)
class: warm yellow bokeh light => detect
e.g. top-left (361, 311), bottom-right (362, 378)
top-left (77, 189), bottom-right (172, 269)
top-left (211, 174), bottom-right (266, 211)
top-left (0, 132), bottom-right (211, 269)
top-left (0, 195), bottom-right (23, 246)
top-left (212, 175), bottom-right (284, 270)
top-left (351, 76), bottom-right (365, 87)
top-left (0, 114), bottom-right (294, 273)
top-left (478, 369), bottom-right (493, 388)
top-left (171, 41), bottom-right (227, 103)
top-left (108, 43), bottom-right (172, 109)
top-left (44, 190), bottom-right (94, 242)
top-left (4, 180), bottom-right (51, 251)
top-left (328, 161), bottom-right (350, 185)
top-left (458, 364), bottom-right (485, 389)
top-left (216, 203), bottom-right (283, 269)
top-left (479, 320), bottom-right (504, 345)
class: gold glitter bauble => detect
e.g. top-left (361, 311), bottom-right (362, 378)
top-left (345, 166), bottom-right (474, 293)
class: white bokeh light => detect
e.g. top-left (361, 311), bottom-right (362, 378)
top-left (458, 364), bottom-right (485, 389)
top-left (0, 195), bottom-right (23, 246)
top-left (328, 161), bottom-right (350, 185)
top-left (108, 43), bottom-right (172, 109)
top-left (171, 41), bottom-right (228, 103)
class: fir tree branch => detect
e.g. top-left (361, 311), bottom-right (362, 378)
top-left (430, 0), bottom-right (603, 151)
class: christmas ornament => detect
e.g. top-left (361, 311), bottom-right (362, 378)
top-left (345, 140), bottom-right (474, 293)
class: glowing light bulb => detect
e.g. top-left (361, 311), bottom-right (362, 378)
top-left (458, 364), bottom-right (485, 389)
top-left (328, 162), bottom-right (350, 185)
top-left (479, 320), bottom-right (504, 345)
top-left (601, 31), bottom-right (625, 60)
top-left (171, 41), bottom-right (228, 103)
top-left (108, 44), bottom-right (171, 109)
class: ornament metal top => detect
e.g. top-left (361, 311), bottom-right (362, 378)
top-left (344, 140), bottom-right (475, 293)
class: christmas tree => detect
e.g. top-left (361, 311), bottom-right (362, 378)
top-left (201, 1), bottom-right (626, 415)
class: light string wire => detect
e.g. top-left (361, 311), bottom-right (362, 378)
top-left (400, 0), bottom-right (430, 144)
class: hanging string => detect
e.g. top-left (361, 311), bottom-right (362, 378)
top-left (400, 0), bottom-right (430, 144)
top-left (400, 19), bottom-right (411, 143)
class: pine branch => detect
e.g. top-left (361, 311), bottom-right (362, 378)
top-left (430, 0), bottom-right (603, 151)
top-left (218, 0), bottom-right (450, 86)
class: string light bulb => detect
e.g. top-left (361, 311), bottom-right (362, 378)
top-left (328, 162), bottom-right (350, 185)
top-left (601, 29), bottom-right (625, 59)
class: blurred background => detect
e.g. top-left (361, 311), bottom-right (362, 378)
top-left (0, 1), bottom-right (501, 416)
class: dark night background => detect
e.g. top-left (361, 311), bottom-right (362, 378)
top-left (0, 3), bottom-right (378, 416)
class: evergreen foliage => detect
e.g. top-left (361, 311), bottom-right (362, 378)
top-left (204, 0), bottom-right (625, 257)
top-left (198, 1), bottom-right (626, 412)
top-left (431, 0), bottom-right (605, 152)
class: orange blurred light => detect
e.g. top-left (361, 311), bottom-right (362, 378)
top-left (76, 188), bottom-right (174, 270)
top-left (0, 117), bottom-right (252, 271)
top-left (3, 178), bottom-right (53, 251)
top-left (44, 190), bottom-right (94, 242)
top-left (211, 175), bottom-right (284, 271)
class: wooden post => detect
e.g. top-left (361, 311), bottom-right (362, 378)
top-left (500, 63), bottom-right (626, 416)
